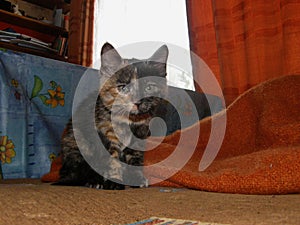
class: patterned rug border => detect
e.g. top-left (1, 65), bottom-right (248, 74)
top-left (126, 217), bottom-right (230, 225)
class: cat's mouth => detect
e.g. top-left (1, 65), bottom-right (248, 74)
top-left (129, 105), bottom-right (151, 122)
top-left (129, 111), bottom-right (151, 122)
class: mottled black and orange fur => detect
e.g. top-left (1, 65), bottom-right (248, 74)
top-left (56, 43), bottom-right (169, 189)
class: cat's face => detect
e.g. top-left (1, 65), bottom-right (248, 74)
top-left (99, 43), bottom-right (168, 122)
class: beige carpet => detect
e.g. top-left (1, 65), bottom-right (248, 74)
top-left (0, 179), bottom-right (299, 225)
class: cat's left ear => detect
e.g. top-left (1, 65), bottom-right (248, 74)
top-left (149, 45), bottom-right (169, 64)
top-left (100, 42), bottom-right (123, 76)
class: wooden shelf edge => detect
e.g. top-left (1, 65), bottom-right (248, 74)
top-left (22, 0), bottom-right (70, 13)
top-left (0, 42), bottom-right (68, 61)
top-left (0, 9), bottom-right (68, 37)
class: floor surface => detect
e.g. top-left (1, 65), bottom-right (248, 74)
top-left (0, 179), bottom-right (299, 225)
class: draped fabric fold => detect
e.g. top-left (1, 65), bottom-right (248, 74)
top-left (68, 0), bottom-right (95, 66)
top-left (186, 0), bottom-right (300, 105)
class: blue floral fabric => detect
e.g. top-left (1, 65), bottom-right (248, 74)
top-left (0, 49), bottom-right (93, 179)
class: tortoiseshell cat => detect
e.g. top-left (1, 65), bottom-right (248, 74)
top-left (56, 43), bottom-right (169, 189)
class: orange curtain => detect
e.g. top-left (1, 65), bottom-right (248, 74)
top-left (186, 0), bottom-right (300, 105)
top-left (68, 0), bottom-right (95, 66)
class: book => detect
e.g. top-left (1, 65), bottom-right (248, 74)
top-left (53, 35), bottom-right (68, 56)
top-left (0, 30), bottom-right (52, 47)
top-left (9, 39), bottom-right (58, 53)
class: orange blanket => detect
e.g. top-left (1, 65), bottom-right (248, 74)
top-left (42, 75), bottom-right (300, 194)
top-left (144, 75), bottom-right (300, 194)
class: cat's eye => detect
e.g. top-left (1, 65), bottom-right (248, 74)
top-left (145, 83), bottom-right (158, 93)
top-left (117, 85), bottom-right (131, 94)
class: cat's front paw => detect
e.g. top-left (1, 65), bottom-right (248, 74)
top-left (85, 182), bottom-right (104, 189)
top-left (124, 169), bottom-right (148, 188)
top-left (131, 176), bottom-right (148, 188)
top-left (103, 179), bottom-right (125, 190)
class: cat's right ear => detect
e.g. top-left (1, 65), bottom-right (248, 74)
top-left (100, 43), bottom-right (122, 75)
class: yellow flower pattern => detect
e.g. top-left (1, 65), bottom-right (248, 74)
top-left (49, 153), bottom-right (57, 162)
top-left (0, 136), bottom-right (16, 164)
top-left (30, 76), bottom-right (65, 108)
top-left (11, 79), bottom-right (19, 88)
top-left (45, 85), bottom-right (65, 108)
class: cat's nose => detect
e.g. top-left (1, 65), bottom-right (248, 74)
top-left (131, 101), bottom-right (141, 112)
top-left (133, 101), bottom-right (141, 110)
top-left (132, 104), bottom-right (139, 111)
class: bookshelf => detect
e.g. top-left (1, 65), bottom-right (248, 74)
top-left (0, 9), bottom-right (68, 37)
top-left (0, 0), bottom-right (69, 61)
top-left (22, 0), bottom-right (70, 14)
